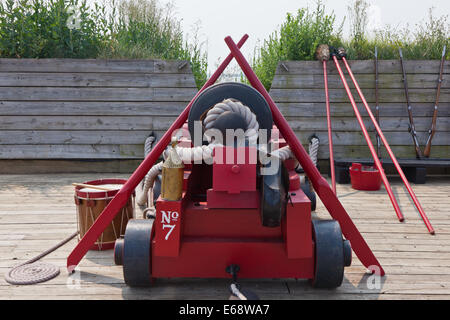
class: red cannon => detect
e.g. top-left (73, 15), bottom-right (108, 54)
top-left (67, 35), bottom-right (384, 295)
top-left (114, 82), bottom-right (352, 289)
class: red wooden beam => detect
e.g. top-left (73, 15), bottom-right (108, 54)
top-left (322, 60), bottom-right (336, 194)
top-left (224, 36), bottom-right (384, 276)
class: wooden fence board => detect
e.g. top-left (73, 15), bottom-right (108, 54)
top-left (0, 59), bottom-right (192, 73)
top-left (277, 60), bottom-right (450, 75)
top-left (271, 73), bottom-right (447, 89)
top-left (269, 88), bottom-right (450, 103)
top-left (289, 131), bottom-right (450, 146)
top-left (0, 130), bottom-right (167, 145)
top-left (275, 102), bottom-right (450, 118)
top-left (0, 101), bottom-right (187, 116)
top-left (0, 73), bottom-right (196, 88)
top-left (285, 117), bottom-right (449, 132)
top-left (2, 101), bottom-right (447, 118)
top-left (1, 144), bottom-right (449, 160)
top-left (0, 160), bottom-right (140, 174)
top-left (0, 144), bottom-right (143, 159)
top-left (1, 115), bottom-right (448, 132)
top-left (0, 115), bottom-right (176, 130)
top-left (0, 87), bottom-right (197, 101)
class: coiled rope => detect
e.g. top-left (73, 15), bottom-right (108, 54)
top-left (174, 99), bottom-right (260, 163)
top-left (136, 134), bottom-right (158, 207)
top-left (5, 231), bottom-right (78, 285)
top-left (144, 134), bottom-right (156, 158)
top-left (309, 135), bottom-right (320, 167)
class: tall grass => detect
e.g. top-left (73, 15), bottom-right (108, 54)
top-left (0, 0), bottom-right (108, 58)
top-left (100, 0), bottom-right (207, 88)
top-left (252, 0), bottom-right (449, 89)
top-left (0, 0), bottom-right (207, 88)
top-left (252, 1), bottom-right (342, 90)
top-left (344, 1), bottom-right (449, 60)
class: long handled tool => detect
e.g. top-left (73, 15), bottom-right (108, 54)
top-left (339, 50), bottom-right (435, 235)
top-left (72, 183), bottom-right (118, 191)
top-left (225, 37), bottom-right (384, 275)
top-left (331, 48), bottom-right (405, 223)
top-left (316, 45), bottom-right (336, 194)
top-left (374, 47), bottom-right (381, 158)
top-left (424, 45), bottom-right (447, 158)
top-left (399, 48), bottom-right (423, 159)
top-left (66, 34), bottom-right (250, 272)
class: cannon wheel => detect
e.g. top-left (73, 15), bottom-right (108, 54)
top-left (310, 220), bottom-right (346, 288)
top-left (122, 219), bottom-right (154, 287)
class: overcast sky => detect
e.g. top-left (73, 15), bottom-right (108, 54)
top-left (157, 0), bottom-right (449, 75)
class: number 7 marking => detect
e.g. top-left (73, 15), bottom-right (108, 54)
top-left (162, 224), bottom-right (175, 240)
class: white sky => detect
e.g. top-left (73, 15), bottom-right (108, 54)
top-left (158, 0), bottom-right (449, 75)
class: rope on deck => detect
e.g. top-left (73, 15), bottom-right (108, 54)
top-left (5, 231), bottom-right (78, 285)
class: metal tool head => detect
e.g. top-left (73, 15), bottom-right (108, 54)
top-left (337, 47), bottom-right (347, 59)
top-left (315, 44), bottom-right (330, 61)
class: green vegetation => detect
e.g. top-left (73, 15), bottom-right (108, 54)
top-left (99, 0), bottom-right (207, 87)
top-left (345, 0), bottom-right (449, 60)
top-left (251, 1), bottom-right (343, 90)
top-left (0, 0), bottom-right (107, 58)
top-left (0, 0), bottom-right (447, 90)
top-left (0, 0), bottom-right (207, 88)
top-left (252, 0), bottom-right (449, 89)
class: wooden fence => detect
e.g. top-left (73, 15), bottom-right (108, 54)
top-left (270, 60), bottom-right (449, 161)
top-left (0, 59), bottom-right (197, 173)
top-left (1, 58), bottom-right (449, 173)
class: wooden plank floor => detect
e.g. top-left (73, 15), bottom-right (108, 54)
top-left (0, 173), bottom-right (449, 300)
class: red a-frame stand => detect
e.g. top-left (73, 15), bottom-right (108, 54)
top-left (67, 34), bottom-right (384, 276)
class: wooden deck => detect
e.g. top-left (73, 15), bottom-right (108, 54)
top-left (1, 173), bottom-right (449, 300)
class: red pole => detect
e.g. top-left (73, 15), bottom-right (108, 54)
top-left (341, 57), bottom-right (435, 234)
top-left (322, 60), bottom-right (336, 194)
top-left (332, 55), bottom-right (405, 223)
top-left (224, 36), bottom-right (385, 276)
top-left (66, 35), bottom-right (250, 272)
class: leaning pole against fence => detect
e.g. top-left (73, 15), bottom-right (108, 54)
top-left (338, 50), bottom-right (435, 235)
top-left (330, 48), bottom-right (405, 223)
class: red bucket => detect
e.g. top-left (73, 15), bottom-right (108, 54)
top-left (349, 163), bottom-right (382, 191)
